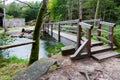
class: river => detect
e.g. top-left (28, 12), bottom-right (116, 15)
top-left (6, 37), bottom-right (55, 60)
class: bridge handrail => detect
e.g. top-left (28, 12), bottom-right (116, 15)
top-left (0, 41), bottom-right (35, 50)
top-left (97, 21), bottom-right (116, 49)
top-left (44, 19), bottom-right (101, 25)
top-left (100, 21), bottom-right (115, 27)
top-left (79, 22), bottom-right (93, 29)
top-left (82, 19), bottom-right (100, 23)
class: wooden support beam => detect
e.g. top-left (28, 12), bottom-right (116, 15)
top-left (109, 26), bottom-right (114, 49)
top-left (0, 41), bottom-right (35, 50)
top-left (100, 21), bottom-right (115, 27)
top-left (79, 22), bottom-right (93, 29)
top-left (51, 24), bottom-right (53, 37)
top-left (97, 22), bottom-right (101, 41)
top-left (77, 24), bottom-right (82, 49)
top-left (70, 40), bottom-right (88, 60)
top-left (58, 23), bottom-right (61, 42)
top-left (97, 29), bottom-right (112, 35)
top-left (86, 29), bottom-right (92, 56)
top-left (48, 24), bottom-right (49, 34)
top-left (97, 36), bottom-right (112, 43)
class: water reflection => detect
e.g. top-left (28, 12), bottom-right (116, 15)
top-left (8, 38), bottom-right (49, 60)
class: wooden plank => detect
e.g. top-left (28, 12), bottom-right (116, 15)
top-left (48, 29), bottom-right (103, 46)
top-left (109, 27), bottom-right (114, 48)
top-left (77, 24), bottom-right (82, 48)
top-left (82, 19), bottom-right (100, 23)
top-left (79, 22), bottom-right (93, 29)
top-left (97, 36), bottom-right (112, 43)
top-left (58, 19), bottom-right (79, 24)
top-left (70, 40), bottom-right (88, 60)
top-left (58, 23), bottom-right (61, 42)
top-left (97, 29), bottom-right (112, 35)
top-left (100, 21), bottom-right (115, 27)
top-left (92, 51), bottom-right (119, 61)
top-left (91, 40), bottom-right (103, 47)
top-left (61, 45), bottom-right (75, 56)
top-left (60, 26), bottom-right (77, 28)
top-left (0, 41), bottom-right (35, 50)
top-left (86, 28), bottom-right (92, 56)
top-left (91, 45), bottom-right (111, 54)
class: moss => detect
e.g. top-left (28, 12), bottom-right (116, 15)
top-left (0, 56), bottom-right (27, 80)
top-left (29, 0), bottom-right (47, 65)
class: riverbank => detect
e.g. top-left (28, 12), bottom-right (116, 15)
top-left (0, 56), bottom-right (27, 80)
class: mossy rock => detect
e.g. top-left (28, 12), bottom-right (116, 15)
top-left (12, 58), bottom-right (57, 80)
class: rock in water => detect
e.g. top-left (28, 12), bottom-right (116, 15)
top-left (12, 58), bottom-right (56, 80)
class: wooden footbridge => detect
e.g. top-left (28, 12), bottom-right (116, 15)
top-left (43, 19), bottom-right (119, 61)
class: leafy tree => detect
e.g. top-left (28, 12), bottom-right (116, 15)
top-left (20, 1), bottom-right (40, 22)
top-left (48, 0), bottom-right (67, 21)
top-left (6, 2), bottom-right (22, 18)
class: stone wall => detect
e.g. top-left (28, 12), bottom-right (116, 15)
top-left (5, 18), bottom-right (25, 27)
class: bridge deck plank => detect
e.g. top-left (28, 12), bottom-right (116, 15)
top-left (52, 30), bottom-right (102, 46)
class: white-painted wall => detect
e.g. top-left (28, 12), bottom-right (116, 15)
top-left (5, 18), bottom-right (25, 27)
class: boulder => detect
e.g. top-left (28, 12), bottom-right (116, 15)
top-left (12, 58), bottom-right (57, 80)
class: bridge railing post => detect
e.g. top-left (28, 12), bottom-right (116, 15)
top-left (109, 26), bottom-right (114, 49)
top-left (58, 23), bottom-right (61, 42)
top-left (77, 25), bottom-right (82, 49)
top-left (86, 28), bottom-right (92, 56)
top-left (48, 24), bottom-right (49, 34)
top-left (97, 21), bottom-right (101, 41)
top-left (77, 19), bottom-right (82, 49)
top-left (51, 24), bottom-right (53, 37)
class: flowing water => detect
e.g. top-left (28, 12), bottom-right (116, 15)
top-left (6, 37), bottom-right (55, 60)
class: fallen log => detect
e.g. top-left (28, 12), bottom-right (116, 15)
top-left (0, 41), bottom-right (35, 50)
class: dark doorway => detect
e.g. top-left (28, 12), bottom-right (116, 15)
top-left (0, 8), bottom-right (3, 27)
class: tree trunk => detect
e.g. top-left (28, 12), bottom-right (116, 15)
top-left (94, 0), bottom-right (100, 27)
top-left (28, 0), bottom-right (47, 65)
top-left (79, 0), bottom-right (82, 20)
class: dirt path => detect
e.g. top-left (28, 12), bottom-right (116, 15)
top-left (37, 54), bottom-right (120, 80)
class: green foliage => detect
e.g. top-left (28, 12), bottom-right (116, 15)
top-left (5, 1), bottom-right (40, 22)
top-left (48, 0), bottom-right (120, 23)
top-left (116, 49), bottom-right (120, 53)
top-left (46, 41), bottom-right (64, 55)
top-left (0, 56), bottom-right (27, 68)
top-left (6, 2), bottom-right (22, 18)
top-left (20, 1), bottom-right (40, 22)
top-left (0, 33), bottom-right (14, 58)
top-left (6, 15), bottom-right (14, 19)
top-left (0, 56), bottom-right (27, 80)
top-left (48, 0), bottom-right (68, 21)
top-left (114, 25), bottom-right (120, 44)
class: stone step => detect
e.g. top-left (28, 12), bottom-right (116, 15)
top-left (92, 51), bottom-right (120, 61)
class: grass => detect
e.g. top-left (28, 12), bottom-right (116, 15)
top-left (46, 41), bottom-right (64, 56)
top-left (114, 25), bottom-right (120, 44)
top-left (116, 49), bottom-right (120, 53)
top-left (0, 56), bottom-right (27, 80)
